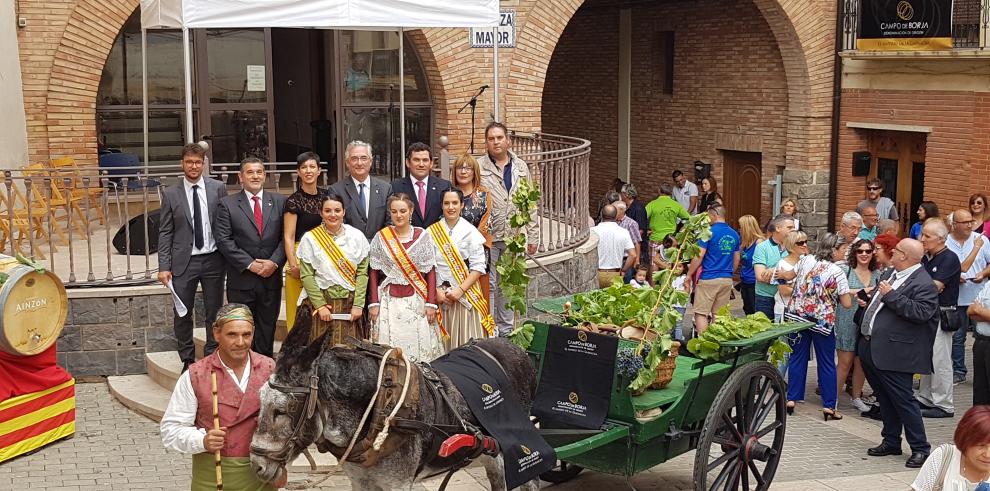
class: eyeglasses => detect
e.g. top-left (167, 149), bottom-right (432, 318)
top-left (867, 186), bottom-right (882, 191)
top-left (795, 240), bottom-right (808, 246)
top-left (893, 248), bottom-right (905, 256)
top-left (856, 249), bottom-right (874, 255)
top-left (455, 165), bottom-right (473, 171)
top-left (348, 156), bottom-right (371, 163)
top-left (862, 214), bottom-right (878, 218)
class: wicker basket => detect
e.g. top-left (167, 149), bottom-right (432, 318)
top-left (650, 342), bottom-right (680, 390)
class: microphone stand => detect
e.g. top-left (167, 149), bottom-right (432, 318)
top-left (458, 86), bottom-right (487, 154)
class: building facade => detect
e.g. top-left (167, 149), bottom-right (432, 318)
top-left (14, 0), bottom-right (836, 234)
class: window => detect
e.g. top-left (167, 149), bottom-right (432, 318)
top-left (655, 31), bottom-right (675, 95)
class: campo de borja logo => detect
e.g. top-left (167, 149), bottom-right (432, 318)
top-left (896, 1), bottom-right (914, 21)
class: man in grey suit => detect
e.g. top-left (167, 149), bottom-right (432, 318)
top-left (213, 157), bottom-right (287, 358)
top-left (330, 140), bottom-right (391, 240)
top-left (858, 238), bottom-right (939, 468)
top-left (157, 143), bottom-right (228, 371)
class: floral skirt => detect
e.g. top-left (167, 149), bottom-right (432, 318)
top-left (373, 292), bottom-right (445, 361)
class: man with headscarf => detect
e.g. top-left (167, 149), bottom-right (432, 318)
top-left (161, 303), bottom-right (280, 490)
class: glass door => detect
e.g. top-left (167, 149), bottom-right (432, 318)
top-left (194, 28), bottom-right (276, 170)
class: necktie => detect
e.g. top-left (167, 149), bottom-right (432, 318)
top-left (252, 196), bottom-right (263, 235)
top-left (416, 181), bottom-right (426, 219)
top-left (192, 184), bottom-right (204, 250)
top-left (861, 270), bottom-right (896, 336)
top-left (357, 183), bottom-right (368, 219)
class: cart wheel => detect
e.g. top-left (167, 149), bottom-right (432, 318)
top-left (693, 361), bottom-right (786, 491)
top-left (540, 460), bottom-right (584, 483)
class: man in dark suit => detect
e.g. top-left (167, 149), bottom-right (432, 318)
top-left (858, 238), bottom-right (939, 468)
top-left (213, 157), bottom-right (287, 357)
top-left (330, 140), bottom-right (391, 240)
top-left (389, 142), bottom-right (451, 228)
top-left (157, 143), bottom-right (228, 371)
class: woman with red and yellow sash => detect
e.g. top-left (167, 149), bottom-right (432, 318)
top-left (296, 193), bottom-right (370, 345)
top-left (368, 193), bottom-right (445, 361)
top-left (429, 189), bottom-right (494, 350)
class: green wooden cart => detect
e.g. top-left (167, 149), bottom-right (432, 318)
top-left (527, 297), bottom-right (812, 491)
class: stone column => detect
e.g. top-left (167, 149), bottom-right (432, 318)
top-left (781, 169), bottom-right (831, 241)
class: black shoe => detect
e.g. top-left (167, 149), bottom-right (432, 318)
top-left (921, 407), bottom-right (954, 418)
top-left (905, 452), bottom-right (929, 468)
top-left (916, 400), bottom-right (935, 411)
top-left (861, 405), bottom-right (882, 421)
top-left (867, 443), bottom-right (903, 457)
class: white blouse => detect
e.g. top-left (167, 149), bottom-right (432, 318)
top-left (912, 444), bottom-right (989, 491)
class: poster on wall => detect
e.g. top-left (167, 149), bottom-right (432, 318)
top-left (857, 0), bottom-right (952, 50)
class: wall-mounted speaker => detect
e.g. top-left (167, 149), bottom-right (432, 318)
top-left (852, 151), bottom-right (871, 177)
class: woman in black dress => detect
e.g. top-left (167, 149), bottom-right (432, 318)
top-left (283, 151), bottom-right (327, 327)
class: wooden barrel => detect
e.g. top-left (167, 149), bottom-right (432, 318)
top-left (0, 254), bottom-right (68, 356)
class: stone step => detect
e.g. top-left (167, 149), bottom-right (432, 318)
top-left (108, 374), bottom-right (171, 422)
top-left (194, 328), bottom-right (284, 360)
top-left (146, 351), bottom-right (183, 392)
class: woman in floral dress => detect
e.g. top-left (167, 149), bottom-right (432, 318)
top-left (784, 233), bottom-right (853, 420)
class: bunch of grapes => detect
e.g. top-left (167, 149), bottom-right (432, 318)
top-left (640, 343), bottom-right (652, 359)
top-left (617, 348), bottom-right (645, 378)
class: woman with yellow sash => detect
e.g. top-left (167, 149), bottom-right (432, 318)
top-left (368, 193), bottom-right (445, 361)
top-left (283, 152), bottom-right (327, 327)
top-left (296, 193), bottom-right (370, 345)
top-left (429, 189), bottom-right (494, 350)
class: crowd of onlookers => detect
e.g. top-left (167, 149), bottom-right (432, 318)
top-left (591, 172), bottom-right (990, 470)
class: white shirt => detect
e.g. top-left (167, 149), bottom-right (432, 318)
top-left (351, 176), bottom-right (372, 218)
top-left (975, 281), bottom-right (990, 336)
top-left (672, 180), bottom-right (699, 213)
top-left (432, 218), bottom-right (487, 309)
top-left (160, 356), bottom-right (252, 455)
top-left (183, 177), bottom-right (217, 254)
top-left (591, 221), bottom-right (635, 269)
top-left (947, 232), bottom-right (990, 306)
top-left (864, 263), bottom-right (922, 335)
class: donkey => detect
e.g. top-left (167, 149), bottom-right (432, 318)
top-left (249, 313), bottom-right (542, 491)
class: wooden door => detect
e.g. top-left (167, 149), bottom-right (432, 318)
top-left (869, 131), bottom-right (926, 235)
top-left (722, 151), bottom-right (763, 228)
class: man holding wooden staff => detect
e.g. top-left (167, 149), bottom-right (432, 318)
top-left (161, 303), bottom-right (282, 490)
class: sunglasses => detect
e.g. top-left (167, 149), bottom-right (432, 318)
top-left (856, 249), bottom-right (874, 255)
top-left (867, 186), bottom-right (882, 191)
top-left (795, 240), bottom-right (808, 246)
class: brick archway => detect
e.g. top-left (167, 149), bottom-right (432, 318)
top-left (39, 1), bottom-right (447, 167)
top-left (509, 0), bottom-right (834, 170)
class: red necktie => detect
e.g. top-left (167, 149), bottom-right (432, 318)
top-left (252, 196), bottom-right (263, 235)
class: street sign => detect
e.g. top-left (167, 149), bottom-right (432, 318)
top-left (470, 9), bottom-right (515, 48)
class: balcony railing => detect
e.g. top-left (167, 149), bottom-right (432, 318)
top-left (842, 0), bottom-right (990, 51)
top-left (0, 131), bottom-right (591, 287)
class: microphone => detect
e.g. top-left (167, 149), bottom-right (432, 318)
top-left (479, 85), bottom-right (490, 92)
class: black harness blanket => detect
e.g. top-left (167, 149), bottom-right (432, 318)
top-left (431, 345), bottom-right (555, 489)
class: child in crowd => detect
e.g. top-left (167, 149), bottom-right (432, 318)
top-left (630, 264), bottom-right (651, 288)
top-left (670, 262), bottom-right (689, 342)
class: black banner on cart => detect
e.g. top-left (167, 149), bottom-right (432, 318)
top-left (857, 0), bottom-right (952, 51)
top-left (532, 325), bottom-right (618, 429)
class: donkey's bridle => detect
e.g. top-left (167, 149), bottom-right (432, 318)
top-left (250, 373), bottom-right (321, 466)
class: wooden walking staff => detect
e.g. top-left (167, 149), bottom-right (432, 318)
top-left (210, 371), bottom-right (223, 490)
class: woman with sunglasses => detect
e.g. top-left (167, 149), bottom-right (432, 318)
top-left (972, 193), bottom-right (989, 235)
top-left (774, 231), bottom-right (807, 323)
top-left (911, 405), bottom-right (990, 491)
top-left (783, 233), bottom-right (853, 420)
top-left (836, 238), bottom-right (881, 413)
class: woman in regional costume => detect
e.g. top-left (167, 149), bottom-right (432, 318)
top-left (368, 193), bottom-right (446, 360)
top-left (283, 152), bottom-right (327, 327)
top-left (296, 193), bottom-right (370, 345)
top-left (429, 188), bottom-right (494, 350)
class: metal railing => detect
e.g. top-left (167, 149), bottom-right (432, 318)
top-left (439, 131), bottom-right (592, 257)
top-left (843, 0), bottom-right (990, 51)
top-left (0, 131), bottom-right (591, 286)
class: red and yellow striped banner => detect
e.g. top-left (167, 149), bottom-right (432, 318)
top-left (0, 378), bottom-right (75, 462)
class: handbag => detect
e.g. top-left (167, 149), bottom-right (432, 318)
top-left (940, 308), bottom-right (964, 332)
top-left (932, 443), bottom-right (953, 491)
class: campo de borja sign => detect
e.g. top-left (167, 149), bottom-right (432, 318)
top-left (857, 0), bottom-right (952, 50)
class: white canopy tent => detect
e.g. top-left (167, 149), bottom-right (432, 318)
top-left (137, 0), bottom-right (499, 174)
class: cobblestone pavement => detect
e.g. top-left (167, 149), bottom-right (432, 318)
top-left (1, 343), bottom-right (975, 490)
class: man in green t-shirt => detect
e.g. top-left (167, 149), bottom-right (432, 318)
top-left (645, 182), bottom-right (689, 259)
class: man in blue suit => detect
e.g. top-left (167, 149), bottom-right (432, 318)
top-left (389, 142), bottom-right (451, 228)
top-left (858, 238), bottom-right (939, 469)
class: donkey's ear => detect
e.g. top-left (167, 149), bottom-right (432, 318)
top-left (282, 303), bottom-right (314, 352)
